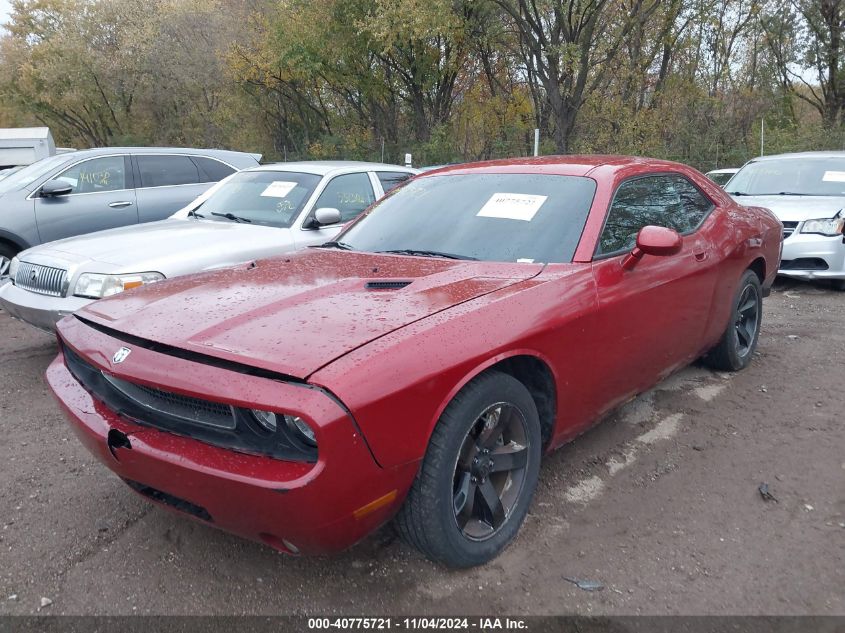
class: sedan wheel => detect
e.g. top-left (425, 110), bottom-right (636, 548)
top-left (395, 371), bottom-right (541, 568)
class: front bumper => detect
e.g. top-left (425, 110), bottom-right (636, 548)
top-left (778, 232), bottom-right (845, 281)
top-left (47, 316), bottom-right (417, 555)
top-left (0, 281), bottom-right (94, 332)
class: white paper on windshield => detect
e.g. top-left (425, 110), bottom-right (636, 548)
top-left (517, 258), bottom-right (535, 263)
top-left (477, 193), bottom-right (547, 222)
top-left (260, 181), bottom-right (298, 198)
top-left (822, 171), bottom-right (845, 182)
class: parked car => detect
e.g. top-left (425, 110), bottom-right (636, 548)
top-left (705, 167), bottom-right (739, 187)
top-left (0, 162), bottom-right (418, 332)
top-left (727, 151), bottom-right (845, 290)
top-left (0, 166), bottom-right (23, 181)
top-left (47, 156), bottom-right (780, 567)
top-left (0, 147), bottom-right (261, 276)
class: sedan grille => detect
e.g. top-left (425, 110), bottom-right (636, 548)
top-left (782, 221), bottom-right (799, 240)
top-left (14, 261), bottom-right (67, 297)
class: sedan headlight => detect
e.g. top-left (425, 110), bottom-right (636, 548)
top-left (800, 217), bottom-right (844, 236)
top-left (7, 256), bottom-right (19, 278)
top-left (249, 409), bottom-right (317, 447)
top-left (73, 272), bottom-right (165, 299)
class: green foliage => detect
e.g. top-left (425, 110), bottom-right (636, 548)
top-left (0, 0), bottom-right (841, 170)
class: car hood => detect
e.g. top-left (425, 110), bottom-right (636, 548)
top-left (78, 250), bottom-right (543, 379)
top-left (28, 219), bottom-right (293, 270)
top-left (732, 195), bottom-right (845, 222)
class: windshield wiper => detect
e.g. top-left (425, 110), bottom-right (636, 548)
top-left (378, 249), bottom-right (477, 260)
top-left (211, 211), bottom-right (252, 223)
top-left (775, 192), bottom-right (809, 196)
top-left (317, 241), bottom-right (355, 251)
top-left (726, 191), bottom-right (749, 196)
top-left (188, 209), bottom-right (205, 218)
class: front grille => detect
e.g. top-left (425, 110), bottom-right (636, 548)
top-left (102, 374), bottom-right (236, 429)
top-left (782, 221), bottom-right (799, 240)
top-left (780, 258), bottom-right (829, 271)
top-left (61, 343), bottom-right (317, 462)
top-left (14, 261), bottom-right (67, 297)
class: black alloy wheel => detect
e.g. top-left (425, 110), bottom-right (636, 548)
top-left (706, 269), bottom-right (763, 371)
top-left (395, 371), bottom-right (542, 568)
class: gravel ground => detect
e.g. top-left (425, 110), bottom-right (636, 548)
top-left (0, 278), bottom-right (843, 616)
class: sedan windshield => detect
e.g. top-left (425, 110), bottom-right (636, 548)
top-left (0, 154), bottom-right (72, 195)
top-left (728, 157), bottom-right (845, 196)
top-left (195, 171), bottom-right (321, 228)
top-left (338, 173), bottom-right (597, 263)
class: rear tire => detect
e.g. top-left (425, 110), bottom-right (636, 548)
top-left (0, 243), bottom-right (16, 277)
top-left (394, 371), bottom-right (542, 568)
top-left (705, 270), bottom-right (762, 371)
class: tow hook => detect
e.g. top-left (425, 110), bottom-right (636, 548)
top-left (107, 429), bottom-right (132, 461)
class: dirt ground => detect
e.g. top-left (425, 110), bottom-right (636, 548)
top-left (0, 278), bottom-right (842, 616)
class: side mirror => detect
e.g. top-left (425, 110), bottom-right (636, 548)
top-left (622, 225), bottom-right (682, 270)
top-left (305, 207), bottom-right (343, 229)
top-left (40, 179), bottom-right (74, 197)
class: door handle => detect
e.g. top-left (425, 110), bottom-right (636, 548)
top-left (109, 201), bottom-right (133, 209)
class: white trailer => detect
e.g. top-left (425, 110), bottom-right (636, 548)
top-left (0, 127), bottom-right (56, 168)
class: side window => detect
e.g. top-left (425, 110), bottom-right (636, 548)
top-left (313, 172), bottom-right (376, 223)
top-left (192, 156), bottom-right (236, 183)
top-left (597, 175), bottom-right (713, 256)
top-left (53, 156), bottom-right (127, 194)
top-left (376, 171), bottom-right (412, 194)
top-left (136, 155), bottom-right (200, 188)
top-left (673, 176), bottom-right (713, 232)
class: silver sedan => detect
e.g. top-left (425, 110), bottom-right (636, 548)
top-left (0, 161), bottom-right (417, 331)
top-left (728, 152), bottom-right (845, 290)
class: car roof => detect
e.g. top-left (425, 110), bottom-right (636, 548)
top-left (422, 155), bottom-right (697, 178)
top-left (247, 161), bottom-right (419, 176)
top-left (70, 147), bottom-right (260, 160)
top-left (750, 151), bottom-right (845, 161)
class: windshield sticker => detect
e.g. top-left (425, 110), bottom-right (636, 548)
top-left (517, 258), bottom-right (535, 263)
top-left (260, 181), bottom-right (298, 198)
top-left (822, 171), bottom-right (845, 182)
top-left (477, 193), bottom-right (547, 221)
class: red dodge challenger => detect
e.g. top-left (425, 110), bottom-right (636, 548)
top-left (47, 156), bottom-right (781, 567)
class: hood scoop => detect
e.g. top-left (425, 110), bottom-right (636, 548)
top-left (365, 280), bottom-right (412, 290)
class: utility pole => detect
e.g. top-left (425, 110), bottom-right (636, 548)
top-left (760, 119), bottom-right (764, 157)
top-left (533, 129), bottom-right (540, 157)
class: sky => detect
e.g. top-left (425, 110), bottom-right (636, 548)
top-left (0, 0), bottom-right (10, 29)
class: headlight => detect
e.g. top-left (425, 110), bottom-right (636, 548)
top-left (73, 272), bottom-right (165, 299)
top-left (249, 409), bottom-right (317, 446)
top-left (800, 217), bottom-right (844, 236)
top-left (7, 256), bottom-right (19, 278)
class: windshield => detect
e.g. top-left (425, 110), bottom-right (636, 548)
top-left (196, 171), bottom-right (321, 227)
top-left (0, 154), bottom-right (72, 195)
top-left (338, 173), bottom-right (597, 263)
top-left (728, 157), bottom-right (845, 196)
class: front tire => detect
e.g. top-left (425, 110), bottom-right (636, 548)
top-left (395, 371), bottom-right (542, 568)
top-left (705, 269), bottom-right (763, 371)
top-left (0, 243), bottom-right (16, 278)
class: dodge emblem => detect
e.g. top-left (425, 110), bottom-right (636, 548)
top-left (112, 347), bottom-right (131, 364)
